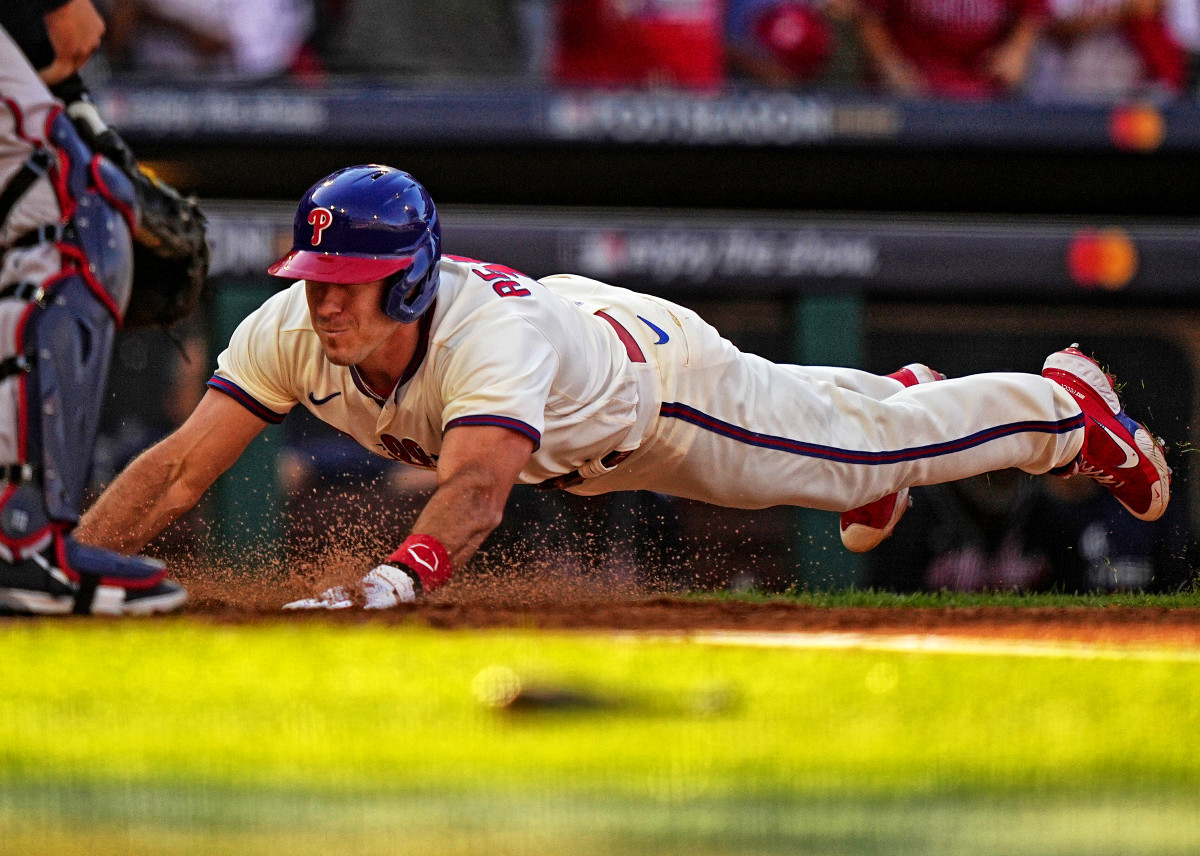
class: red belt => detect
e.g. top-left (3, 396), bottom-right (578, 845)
top-left (594, 310), bottom-right (645, 363)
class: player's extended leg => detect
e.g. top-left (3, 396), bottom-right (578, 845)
top-left (837, 364), bottom-right (945, 552)
top-left (706, 366), bottom-right (1080, 509)
top-left (639, 343), bottom-right (1166, 525)
top-left (602, 323), bottom-right (1158, 518)
top-left (0, 35), bottom-right (185, 614)
top-left (543, 266), bottom-right (1168, 528)
top-left (831, 350), bottom-right (1172, 537)
top-left (793, 362), bottom-right (946, 551)
top-left (560, 291), bottom-right (1077, 511)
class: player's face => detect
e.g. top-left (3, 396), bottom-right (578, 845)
top-left (305, 278), bottom-right (399, 366)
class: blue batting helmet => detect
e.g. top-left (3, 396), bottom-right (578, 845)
top-left (268, 165), bottom-right (441, 323)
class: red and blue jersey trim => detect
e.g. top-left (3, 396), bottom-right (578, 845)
top-left (659, 402), bottom-right (1085, 464)
top-left (345, 301), bottom-right (435, 406)
top-left (348, 365), bottom-right (388, 404)
top-left (207, 376), bottom-right (288, 424)
top-left (445, 415), bottom-right (540, 450)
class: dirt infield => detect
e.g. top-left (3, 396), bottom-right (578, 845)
top-left (383, 600), bottom-right (1200, 647)
top-left (178, 562), bottom-right (1200, 647)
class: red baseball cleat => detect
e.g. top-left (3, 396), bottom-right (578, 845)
top-left (1042, 345), bottom-right (1170, 522)
top-left (840, 487), bottom-right (911, 554)
top-left (839, 364), bottom-right (943, 552)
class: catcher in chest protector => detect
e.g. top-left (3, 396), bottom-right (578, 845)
top-left (72, 164), bottom-right (1170, 610)
top-left (0, 0), bottom-right (206, 615)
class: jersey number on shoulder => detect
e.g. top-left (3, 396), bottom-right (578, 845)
top-left (476, 264), bottom-right (532, 299)
top-left (444, 256), bottom-right (536, 299)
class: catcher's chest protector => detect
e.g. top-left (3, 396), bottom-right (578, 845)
top-left (0, 112), bottom-right (138, 553)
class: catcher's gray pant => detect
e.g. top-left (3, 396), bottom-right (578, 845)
top-left (0, 27), bottom-right (136, 558)
top-left (0, 26), bottom-right (63, 470)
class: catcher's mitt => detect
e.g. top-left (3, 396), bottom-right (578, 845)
top-left (67, 100), bottom-right (210, 328)
top-left (123, 165), bottom-right (210, 329)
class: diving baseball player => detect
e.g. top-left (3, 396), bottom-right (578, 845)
top-left (74, 165), bottom-right (1171, 609)
top-left (0, 2), bottom-right (206, 614)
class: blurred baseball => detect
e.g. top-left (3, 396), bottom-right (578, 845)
top-left (472, 665), bottom-right (523, 708)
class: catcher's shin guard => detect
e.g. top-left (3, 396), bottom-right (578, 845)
top-left (0, 110), bottom-right (138, 526)
top-left (0, 110), bottom-right (183, 614)
top-left (0, 289), bottom-right (180, 613)
top-left (16, 273), bottom-right (119, 522)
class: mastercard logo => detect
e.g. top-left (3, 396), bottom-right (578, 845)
top-left (1067, 228), bottom-right (1138, 290)
top-left (1109, 104), bottom-right (1165, 152)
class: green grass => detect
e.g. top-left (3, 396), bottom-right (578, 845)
top-left (2, 619), bottom-right (1198, 854)
top-left (4, 788), bottom-right (1199, 856)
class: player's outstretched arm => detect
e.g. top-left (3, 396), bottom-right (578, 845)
top-left (412, 423), bottom-right (536, 567)
top-left (76, 389), bottom-right (267, 554)
top-left (285, 423), bottom-right (534, 609)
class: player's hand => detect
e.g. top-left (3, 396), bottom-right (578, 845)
top-left (39, 0), bottom-right (106, 86)
top-left (64, 98), bottom-right (210, 329)
top-left (282, 565), bottom-right (418, 610)
top-left (281, 585), bottom-right (353, 610)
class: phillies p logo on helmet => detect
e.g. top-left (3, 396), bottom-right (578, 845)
top-left (307, 207), bottom-right (333, 245)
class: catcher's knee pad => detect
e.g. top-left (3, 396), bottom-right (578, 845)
top-left (46, 111), bottom-right (138, 318)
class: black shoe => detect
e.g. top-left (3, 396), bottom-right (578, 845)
top-left (0, 534), bottom-right (186, 615)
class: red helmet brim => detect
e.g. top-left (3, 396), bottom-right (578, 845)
top-left (267, 250), bottom-right (414, 284)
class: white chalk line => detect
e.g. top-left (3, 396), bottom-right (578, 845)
top-left (647, 630), bottom-right (1200, 663)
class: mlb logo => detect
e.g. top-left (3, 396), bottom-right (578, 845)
top-left (579, 231), bottom-right (628, 276)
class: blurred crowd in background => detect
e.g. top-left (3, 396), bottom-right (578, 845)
top-left (86, 0), bottom-right (1200, 102)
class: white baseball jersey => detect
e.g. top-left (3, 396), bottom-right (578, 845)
top-left (211, 258), bottom-right (1087, 511)
top-left (212, 257), bottom-right (661, 485)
